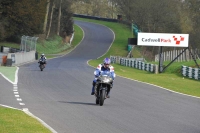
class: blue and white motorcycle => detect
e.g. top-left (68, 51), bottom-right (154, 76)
top-left (94, 71), bottom-right (113, 106)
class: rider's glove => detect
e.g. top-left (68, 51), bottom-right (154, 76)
top-left (94, 70), bottom-right (100, 77)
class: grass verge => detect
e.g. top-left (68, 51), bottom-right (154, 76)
top-left (0, 66), bottom-right (17, 83)
top-left (0, 107), bottom-right (51, 133)
top-left (37, 24), bottom-right (83, 57)
top-left (0, 42), bottom-right (20, 49)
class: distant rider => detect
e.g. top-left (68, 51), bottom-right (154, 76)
top-left (91, 57), bottom-right (116, 98)
top-left (38, 53), bottom-right (47, 67)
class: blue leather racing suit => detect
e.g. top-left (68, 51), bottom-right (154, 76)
top-left (91, 64), bottom-right (116, 95)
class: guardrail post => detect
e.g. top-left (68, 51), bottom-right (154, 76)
top-left (154, 65), bottom-right (158, 74)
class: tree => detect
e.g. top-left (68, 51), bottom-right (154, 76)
top-left (43, 0), bottom-right (50, 33)
top-left (46, 0), bottom-right (55, 39)
top-left (0, 0), bottom-right (74, 42)
top-left (181, 0), bottom-right (200, 49)
top-left (0, 0), bottom-right (46, 42)
top-left (71, 0), bottom-right (118, 18)
top-left (113, 0), bottom-right (185, 60)
top-left (60, 0), bottom-right (74, 37)
top-left (57, 0), bottom-right (62, 35)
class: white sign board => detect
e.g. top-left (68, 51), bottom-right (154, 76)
top-left (138, 33), bottom-right (189, 47)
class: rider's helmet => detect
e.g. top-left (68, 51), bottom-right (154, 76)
top-left (103, 58), bottom-right (111, 68)
top-left (41, 53), bottom-right (45, 57)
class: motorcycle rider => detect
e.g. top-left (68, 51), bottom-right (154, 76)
top-left (38, 53), bottom-right (47, 67)
top-left (91, 57), bottom-right (116, 98)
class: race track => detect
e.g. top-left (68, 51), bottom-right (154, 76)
top-left (15, 20), bottom-right (200, 133)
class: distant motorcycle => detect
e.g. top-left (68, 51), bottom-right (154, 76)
top-left (94, 71), bottom-right (113, 106)
top-left (38, 60), bottom-right (45, 71)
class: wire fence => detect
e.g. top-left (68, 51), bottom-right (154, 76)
top-left (20, 35), bottom-right (39, 52)
top-left (155, 48), bottom-right (200, 62)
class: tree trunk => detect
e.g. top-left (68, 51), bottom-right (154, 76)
top-left (57, 0), bottom-right (62, 36)
top-left (43, 0), bottom-right (50, 33)
top-left (46, 1), bottom-right (55, 39)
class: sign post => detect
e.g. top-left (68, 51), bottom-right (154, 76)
top-left (137, 33), bottom-right (189, 47)
top-left (158, 46), bottom-right (163, 73)
top-left (137, 33), bottom-right (195, 73)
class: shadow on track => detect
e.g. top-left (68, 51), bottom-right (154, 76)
top-left (58, 101), bottom-right (96, 106)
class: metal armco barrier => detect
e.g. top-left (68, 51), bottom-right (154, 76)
top-left (182, 65), bottom-right (200, 80)
top-left (20, 35), bottom-right (39, 52)
top-left (110, 56), bottom-right (155, 73)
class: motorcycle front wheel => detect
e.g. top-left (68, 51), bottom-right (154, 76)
top-left (96, 97), bottom-right (99, 105)
top-left (40, 65), bottom-right (44, 71)
top-left (99, 89), bottom-right (106, 106)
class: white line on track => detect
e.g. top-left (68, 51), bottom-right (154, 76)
top-left (0, 66), bottom-right (58, 132)
top-left (19, 103), bottom-right (25, 105)
top-left (23, 108), bottom-right (57, 133)
top-left (14, 92), bottom-right (19, 94)
top-left (15, 95), bottom-right (20, 97)
top-left (17, 98), bottom-right (22, 101)
top-left (0, 104), bottom-right (21, 110)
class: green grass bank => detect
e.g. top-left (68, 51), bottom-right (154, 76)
top-left (0, 107), bottom-right (51, 133)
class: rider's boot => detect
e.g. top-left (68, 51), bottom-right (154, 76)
top-left (91, 86), bottom-right (95, 95)
top-left (106, 91), bottom-right (110, 98)
top-left (107, 84), bottom-right (113, 98)
top-left (91, 81), bottom-right (96, 95)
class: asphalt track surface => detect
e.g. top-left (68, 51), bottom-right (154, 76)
top-left (0, 76), bottom-right (21, 109)
top-left (1, 20), bottom-right (200, 133)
